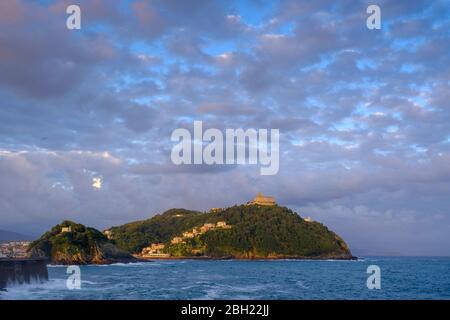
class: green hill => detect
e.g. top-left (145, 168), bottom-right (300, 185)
top-left (28, 221), bottom-right (137, 265)
top-left (109, 205), bottom-right (354, 259)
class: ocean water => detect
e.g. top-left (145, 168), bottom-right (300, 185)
top-left (1, 257), bottom-right (449, 300)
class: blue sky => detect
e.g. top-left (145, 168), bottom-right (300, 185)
top-left (0, 0), bottom-right (449, 256)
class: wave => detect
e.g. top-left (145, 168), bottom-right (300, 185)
top-left (47, 264), bottom-right (67, 268)
top-left (0, 278), bottom-right (66, 300)
top-left (92, 262), bottom-right (151, 267)
top-left (47, 261), bottom-right (152, 268)
top-left (0, 277), bottom-right (100, 300)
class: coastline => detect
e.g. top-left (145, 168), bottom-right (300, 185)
top-left (44, 255), bottom-right (358, 265)
top-left (134, 254), bottom-right (358, 261)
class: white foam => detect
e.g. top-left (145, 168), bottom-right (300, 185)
top-left (0, 278), bottom-right (67, 300)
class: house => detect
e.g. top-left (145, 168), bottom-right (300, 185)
top-left (61, 226), bottom-right (72, 233)
top-left (151, 243), bottom-right (165, 251)
top-left (210, 208), bottom-right (223, 213)
top-left (247, 192), bottom-right (276, 206)
top-left (183, 232), bottom-right (195, 238)
top-left (217, 221), bottom-right (231, 229)
top-left (103, 230), bottom-right (113, 239)
top-left (304, 217), bottom-right (313, 222)
top-left (200, 223), bottom-right (216, 233)
top-left (141, 243), bottom-right (169, 257)
top-left (142, 243), bottom-right (165, 255)
top-left (171, 237), bottom-right (184, 244)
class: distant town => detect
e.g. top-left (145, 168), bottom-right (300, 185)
top-left (0, 241), bottom-right (31, 259)
top-left (139, 220), bottom-right (232, 258)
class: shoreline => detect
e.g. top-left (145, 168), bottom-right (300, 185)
top-left (45, 255), bottom-right (358, 266)
top-left (134, 254), bottom-right (358, 261)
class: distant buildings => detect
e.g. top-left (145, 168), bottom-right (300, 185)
top-left (200, 223), bottom-right (215, 233)
top-left (210, 208), bottom-right (223, 213)
top-left (182, 231), bottom-right (195, 238)
top-left (171, 237), bottom-right (184, 244)
top-left (247, 192), bottom-right (276, 206)
top-left (216, 221), bottom-right (231, 229)
top-left (0, 241), bottom-right (31, 258)
top-left (216, 221), bottom-right (227, 228)
top-left (141, 243), bottom-right (169, 258)
top-left (304, 217), bottom-right (313, 222)
top-left (141, 220), bottom-right (232, 258)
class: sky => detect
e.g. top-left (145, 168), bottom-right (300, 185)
top-left (0, 0), bottom-right (449, 256)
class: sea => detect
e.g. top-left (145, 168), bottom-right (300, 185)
top-left (1, 257), bottom-right (449, 300)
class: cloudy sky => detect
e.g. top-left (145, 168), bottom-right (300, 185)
top-left (0, 0), bottom-right (449, 256)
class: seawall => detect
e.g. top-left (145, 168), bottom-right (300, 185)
top-left (0, 258), bottom-right (48, 288)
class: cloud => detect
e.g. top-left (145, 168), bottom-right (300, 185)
top-left (0, 0), bottom-right (449, 255)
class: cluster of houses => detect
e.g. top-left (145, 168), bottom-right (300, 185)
top-left (140, 221), bottom-right (231, 257)
top-left (141, 243), bottom-right (169, 258)
top-left (173, 221), bottom-right (231, 244)
top-left (0, 241), bottom-right (31, 258)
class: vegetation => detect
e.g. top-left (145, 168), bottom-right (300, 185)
top-left (28, 221), bottom-right (135, 264)
top-left (29, 205), bottom-right (354, 263)
top-left (109, 209), bottom-right (209, 253)
top-left (110, 205), bottom-right (354, 259)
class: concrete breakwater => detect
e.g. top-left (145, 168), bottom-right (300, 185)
top-left (0, 258), bottom-right (48, 289)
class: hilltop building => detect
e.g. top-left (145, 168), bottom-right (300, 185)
top-left (304, 217), bottom-right (313, 222)
top-left (103, 230), bottom-right (113, 239)
top-left (61, 226), bottom-right (71, 233)
top-left (247, 192), bottom-right (276, 206)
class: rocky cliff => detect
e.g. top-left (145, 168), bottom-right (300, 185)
top-left (28, 221), bottom-right (137, 265)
